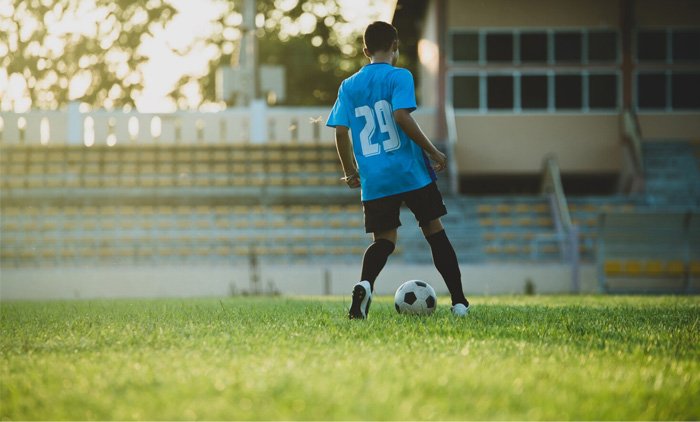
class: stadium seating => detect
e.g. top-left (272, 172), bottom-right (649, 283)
top-left (0, 144), bottom-right (344, 193)
top-left (642, 141), bottom-right (700, 206)
top-left (2, 137), bottom-right (699, 282)
top-left (597, 211), bottom-right (699, 293)
top-left (0, 202), bottom-right (371, 267)
top-left (472, 196), bottom-right (558, 262)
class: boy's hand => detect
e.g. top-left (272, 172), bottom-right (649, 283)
top-left (429, 150), bottom-right (447, 173)
top-left (341, 172), bottom-right (361, 189)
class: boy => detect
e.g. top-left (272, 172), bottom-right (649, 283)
top-left (326, 21), bottom-right (470, 319)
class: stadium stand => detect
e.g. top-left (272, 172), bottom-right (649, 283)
top-left (642, 141), bottom-right (700, 206)
top-left (597, 211), bottom-right (699, 293)
top-left (1, 140), bottom-right (696, 271)
top-left (1, 108), bottom-right (699, 296)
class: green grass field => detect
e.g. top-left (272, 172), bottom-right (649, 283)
top-left (1, 295), bottom-right (698, 420)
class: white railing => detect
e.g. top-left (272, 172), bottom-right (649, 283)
top-left (540, 154), bottom-right (580, 292)
top-left (620, 109), bottom-right (645, 193)
top-left (0, 105), bottom-right (340, 146)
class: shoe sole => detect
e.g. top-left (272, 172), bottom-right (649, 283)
top-left (349, 284), bottom-right (370, 319)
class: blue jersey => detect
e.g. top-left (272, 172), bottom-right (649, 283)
top-left (326, 63), bottom-right (436, 201)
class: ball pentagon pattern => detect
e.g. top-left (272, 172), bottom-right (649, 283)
top-left (394, 280), bottom-right (437, 316)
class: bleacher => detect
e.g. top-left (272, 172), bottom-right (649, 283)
top-left (1, 142), bottom-right (682, 270)
top-left (0, 203), bottom-right (373, 267)
top-left (0, 142), bottom-right (379, 267)
top-left (0, 144), bottom-right (351, 201)
top-left (2, 114), bottom-right (700, 296)
top-left (568, 196), bottom-right (647, 261)
top-left (597, 211), bottom-right (699, 293)
top-left (473, 197), bottom-right (556, 261)
top-left (642, 141), bottom-right (700, 206)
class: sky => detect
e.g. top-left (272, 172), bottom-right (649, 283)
top-left (0, 0), bottom-right (394, 112)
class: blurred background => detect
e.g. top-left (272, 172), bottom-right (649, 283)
top-left (0, 0), bottom-right (698, 299)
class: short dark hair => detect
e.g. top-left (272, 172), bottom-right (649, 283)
top-left (363, 21), bottom-right (398, 54)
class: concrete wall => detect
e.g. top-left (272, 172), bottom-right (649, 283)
top-left (636, 0), bottom-right (700, 27)
top-left (435, 0), bottom-right (700, 173)
top-left (0, 263), bottom-right (599, 301)
top-left (447, 0), bottom-right (620, 28)
top-left (454, 114), bottom-right (623, 173)
top-left (638, 114), bottom-right (700, 141)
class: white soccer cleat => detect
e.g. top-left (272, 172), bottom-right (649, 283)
top-left (348, 280), bottom-right (372, 319)
top-left (451, 302), bottom-right (470, 317)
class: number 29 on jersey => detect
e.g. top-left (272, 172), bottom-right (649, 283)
top-left (354, 100), bottom-right (401, 157)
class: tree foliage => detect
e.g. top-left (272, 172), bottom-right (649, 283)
top-left (172, 0), bottom-right (369, 107)
top-left (2, 0), bottom-right (386, 110)
top-left (1, 0), bottom-right (177, 109)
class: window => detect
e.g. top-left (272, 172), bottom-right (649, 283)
top-left (521, 75), bottom-right (548, 109)
top-left (588, 31), bottom-right (618, 62)
top-left (672, 31), bottom-right (700, 62)
top-left (637, 31), bottom-right (667, 61)
top-left (520, 32), bottom-right (548, 63)
top-left (487, 76), bottom-right (513, 109)
top-left (486, 33), bottom-right (513, 62)
top-left (671, 72), bottom-right (700, 109)
top-left (452, 32), bottom-right (479, 62)
top-left (555, 75), bottom-right (583, 109)
top-left (452, 76), bottom-right (480, 109)
top-left (589, 74), bottom-right (618, 109)
top-left (555, 32), bottom-right (582, 63)
top-left (450, 29), bottom-right (625, 113)
top-left (637, 73), bottom-right (667, 109)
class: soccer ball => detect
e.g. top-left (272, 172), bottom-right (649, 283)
top-left (394, 280), bottom-right (437, 315)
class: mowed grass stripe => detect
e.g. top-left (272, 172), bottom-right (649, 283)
top-left (1, 296), bottom-right (698, 420)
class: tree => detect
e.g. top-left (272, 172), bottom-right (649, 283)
top-left (171, 0), bottom-right (370, 107)
top-left (1, 0), bottom-right (177, 110)
top-left (1, 0), bottom-right (389, 110)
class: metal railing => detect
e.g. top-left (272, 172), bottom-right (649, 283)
top-left (620, 109), bottom-right (645, 193)
top-left (540, 154), bottom-right (580, 292)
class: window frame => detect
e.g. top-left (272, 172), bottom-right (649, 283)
top-left (449, 28), bottom-right (621, 114)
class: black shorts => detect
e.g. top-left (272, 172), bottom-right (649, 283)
top-left (362, 182), bottom-right (448, 234)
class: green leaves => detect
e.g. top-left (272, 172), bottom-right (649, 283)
top-left (2, 0), bottom-right (177, 109)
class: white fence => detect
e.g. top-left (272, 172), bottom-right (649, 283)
top-left (0, 105), bottom-right (337, 146)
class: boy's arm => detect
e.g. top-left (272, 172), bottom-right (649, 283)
top-left (393, 109), bottom-right (447, 172)
top-left (334, 126), bottom-right (360, 189)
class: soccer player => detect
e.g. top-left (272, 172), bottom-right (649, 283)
top-left (326, 21), bottom-right (470, 319)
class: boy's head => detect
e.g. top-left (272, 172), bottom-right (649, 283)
top-left (363, 21), bottom-right (399, 61)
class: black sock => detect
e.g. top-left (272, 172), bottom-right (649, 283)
top-left (426, 230), bottom-right (468, 306)
top-left (360, 239), bottom-right (395, 291)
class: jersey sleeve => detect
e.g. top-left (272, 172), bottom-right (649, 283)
top-left (325, 84), bottom-right (351, 128)
top-left (391, 69), bottom-right (417, 113)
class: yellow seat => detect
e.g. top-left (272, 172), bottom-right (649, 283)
top-left (666, 261), bottom-right (685, 276)
top-left (604, 260), bottom-right (622, 275)
top-left (624, 260), bottom-right (642, 275)
top-left (690, 261), bottom-right (700, 276)
top-left (644, 260), bottom-right (664, 276)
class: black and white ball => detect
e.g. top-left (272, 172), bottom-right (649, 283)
top-left (394, 280), bottom-right (437, 315)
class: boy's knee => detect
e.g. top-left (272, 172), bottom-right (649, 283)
top-left (421, 218), bottom-right (444, 238)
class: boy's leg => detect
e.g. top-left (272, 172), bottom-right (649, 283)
top-left (360, 194), bottom-right (401, 291)
top-left (422, 218), bottom-right (468, 307)
top-left (403, 182), bottom-right (468, 308)
top-left (349, 195), bottom-right (401, 319)
top-left (349, 228), bottom-right (396, 319)
top-left (361, 229), bottom-right (397, 292)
